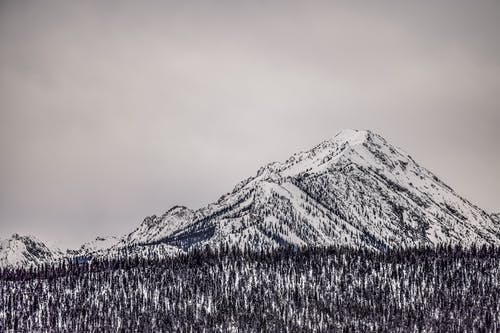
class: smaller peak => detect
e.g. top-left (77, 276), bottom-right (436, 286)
top-left (10, 233), bottom-right (36, 242)
top-left (166, 205), bottom-right (191, 214)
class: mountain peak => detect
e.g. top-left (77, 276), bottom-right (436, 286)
top-left (166, 205), bottom-right (192, 216)
top-left (332, 129), bottom-right (370, 145)
top-left (10, 233), bottom-right (21, 240)
top-left (232, 130), bottom-right (400, 194)
top-left (8, 233), bottom-right (40, 243)
top-left (164, 129), bottom-right (500, 250)
top-left (119, 205), bottom-right (196, 247)
top-left (0, 234), bottom-right (62, 268)
top-left (77, 236), bottom-right (119, 255)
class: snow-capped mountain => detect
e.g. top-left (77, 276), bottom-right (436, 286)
top-left (3, 130), bottom-right (500, 268)
top-left (118, 206), bottom-right (196, 247)
top-left (75, 236), bottom-right (120, 255)
top-left (67, 209), bottom-right (190, 260)
top-left (70, 235), bottom-right (181, 260)
top-left (148, 129), bottom-right (500, 250)
top-left (0, 234), bottom-right (63, 268)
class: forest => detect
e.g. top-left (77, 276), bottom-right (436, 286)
top-left (1, 244), bottom-right (499, 332)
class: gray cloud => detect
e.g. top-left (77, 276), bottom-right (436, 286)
top-left (1, 0), bottom-right (499, 248)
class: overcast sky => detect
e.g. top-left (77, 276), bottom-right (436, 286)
top-left (1, 0), bottom-right (499, 248)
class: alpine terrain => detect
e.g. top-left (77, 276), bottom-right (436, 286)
top-left (0, 234), bottom-right (63, 268)
top-left (2, 130), bottom-right (500, 332)
top-left (1, 129), bottom-right (499, 267)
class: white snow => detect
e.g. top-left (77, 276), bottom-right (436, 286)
top-left (4, 129), bottom-right (499, 268)
top-left (0, 234), bottom-right (63, 268)
top-left (333, 129), bottom-right (369, 146)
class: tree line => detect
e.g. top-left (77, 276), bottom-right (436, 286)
top-left (1, 244), bottom-right (499, 332)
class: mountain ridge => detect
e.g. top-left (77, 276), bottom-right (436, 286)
top-left (2, 129), bottom-right (499, 268)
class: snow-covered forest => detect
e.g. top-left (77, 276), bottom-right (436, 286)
top-left (1, 245), bottom-right (499, 332)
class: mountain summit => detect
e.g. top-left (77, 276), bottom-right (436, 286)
top-left (154, 129), bottom-right (499, 250)
top-left (2, 130), bottom-right (499, 267)
top-left (0, 234), bottom-right (62, 268)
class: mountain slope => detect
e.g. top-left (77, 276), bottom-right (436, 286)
top-left (151, 130), bottom-right (500, 250)
top-left (0, 234), bottom-right (63, 268)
